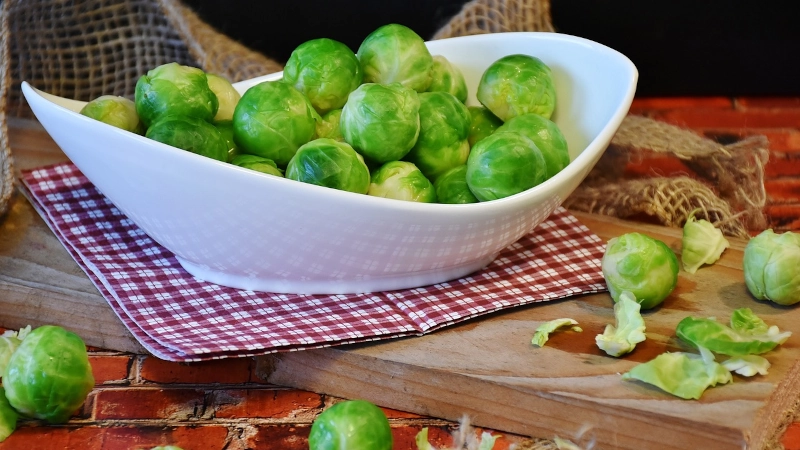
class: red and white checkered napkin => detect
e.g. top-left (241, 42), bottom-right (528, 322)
top-left (20, 162), bottom-right (608, 362)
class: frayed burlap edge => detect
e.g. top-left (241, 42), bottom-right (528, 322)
top-left (0, 0), bottom-right (14, 219)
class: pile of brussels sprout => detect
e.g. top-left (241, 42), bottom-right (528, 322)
top-left (80, 23), bottom-right (569, 204)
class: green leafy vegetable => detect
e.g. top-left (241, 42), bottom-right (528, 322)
top-left (146, 115), bottom-right (230, 162)
top-left (309, 399), bottom-right (392, 450)
top-left (0, 386), bottom-right (18, 443)
top-left (427, 55), bottom-right (468, 104)
top-left (532, 318), bottom-right (581, 347)
top-left (681, 210), bottom-right (730, 274)
top-left (3, 325), bottom-right (95, 424)
top-left (433, 165), bottom-right (478, 204)
top-left (601, 232), bottom-right (679, 310)
top-left (134, 62), bottom-right (218, 126)
top-left (286, 138), bottom-right (371, 194)
top-left (595, 291), bottom-right (646, 357)
top-left (622, 347), bottom-right (732, 400)
top-left (476, 54), bottom-right (556, 121)
top-left (80, 95), bottom-right (145, 134)
top-left (743, 229), bottom-right (800, 305)
top-left (316, 109), bottom-right (344, 142)
top-left (721, 355), bottom-right (770, 377)
top-left (230, 155), bottom-right (284, 178)
top-left (357, 23), bottom-right (434, 93)
top-left (495, 113), bottom-right (570, 180)
top-left (0, 326), bottom-right (30, 377)
top-left (466, 106), bottom-right (502, 147)
top-left (415, 426), bottom-right (500, 450)
top-left (368, 161), bottom-right (436, 203)
top-left (553, 437), bottom-right (582, 450)
top-left (466, 131), bottom-right (547, 201)
top-left (206, 73), bottom-right (241, 122)
top-left (676, 309), bottom-right (791, 356)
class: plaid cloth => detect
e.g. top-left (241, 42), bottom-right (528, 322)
top-left (20, 162), bottom-right (608, 361)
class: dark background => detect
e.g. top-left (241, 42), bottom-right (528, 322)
top-left (182, 0), bottom-right (800, 97)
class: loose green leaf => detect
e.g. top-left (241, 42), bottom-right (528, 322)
top-left (0, 386), bottom-right (18, 443)
top-left (622, 347), bottom-right (732, 400)
top-left (415, 428), bottom-right (436, 450)
top-left (554, 437), bottom-right (582, 450)
top-left (0, 326), bottom-right (30, 377)
top-left (676, 310), bottom-right (791, 356)
top-left (722, 355), bottom-right (770, 377)
top-left (532, 318), bottom-right (581, 347)
top-left (681, 210), bottom-right (730, 274)
top-left (595, 291), bottom-right (646, 357)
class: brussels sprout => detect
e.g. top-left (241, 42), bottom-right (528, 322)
top-left (601, 232), bottom-right (679, 310)
top-left (595, 291), bottom-right (646, 357)
top-left (467, 106), bottom-right (502, 147)
top-left (476, 54), bottom-right (556, 122)
top-left (206, 73), bottom-right (241, 122)
top-left (146, 115), bottom-right (229, 162)
top-left (676, 309), bottom-right (791, 356)
top-left (427, 55), bottom-right (468, 103)
top-left (0, 386), bottom-right (17, 443)
top-left (433, 165), bottom-right (478, 204)
top-left (286, 138), bottom-right (370, 194)
top-left (213, 120), bottom-right (241, 162)
top-left (309, 399), bottom-right (393, 450)
top-left (284, 38), bottom-right (362, 114)
top-left (403, 91), bottom-right (471, 182)
top-left (3, 325), bottom-right (94, 424)
top-left (465, 131), bottom-right (547, 201)
top-left (531, 318), bottom-right (581, 347)
top-left (622, 347), bottom-right (732, 400)
top-left (495, 113), bottom-right (569, 179)
top-left (80, 95), bottom-right (145, 134)
top-left (231, 154), bottom-right (284, 177)
top-left (134, 62), bottom-right (218, 126)
top-left (357, 23), bottom-right (434, 92)
top-left (233, 80), bottom-right (318, 167)
top-left (743, 229), bottom-right (800, 305)
top-left (681, 210), bottom-right (730, 274)
top-left (316, 109), bottom-right (344, 142)
top-left (0, 326), bottom-right (29, 377)
top-left (340, 83), bottom-right (420, 164)
top-left (368, 161), bottom-right (436, 203)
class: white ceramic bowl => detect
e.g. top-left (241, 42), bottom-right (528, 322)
top-left (22, 32), bottom-right (637, 294)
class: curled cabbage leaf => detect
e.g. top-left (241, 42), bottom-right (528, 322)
top-left (595, 291), bottom-right (646, 357)
top-left (0, 325), bottom-right (30, 377)
top-left (531, 318), bottom-right (581, 347)
top-left (622, 347), bottom-right (732, 400)
top-left (722, 355), bottom-right (771, 377)
top-left (676, 308), bottom-right (791, 356)
top-left (681, 210), bottom-right (730, 274)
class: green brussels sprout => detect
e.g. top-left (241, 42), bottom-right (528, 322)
top-left (214, 120), bottom-right (241, 162)
top-left (357, 23), bottom-right (433, 92)
top-left (676, 309), bottom-right (791, 357)
top-left (467, 106), bottom-right (503, 147)
top-left (340, 83), bottom-right (420, 164)
top-left (403, 92), bottom-right (471, 182)
top-left (681, 210), bottom-right (730, 274)
top-left (3, 325), bottom-right (94, 424)
top-left (206, 73), bottom-right (241, 122)
top-left (316, 109), bottom-right (344, 142)
top-left (286, 138), bottom-right (370, 194)
top-left (622, 347), bottom-right (732, 400)
top-left (476, 54), bottom-right (556, 122)
top-left (601, 232), bottom-right (679, 310)
top-left (284, 38), bottom-right (363, 114)
top-left (465, 131), bottom-right (547, 201)
top-left (231, 154), bottom-right (284, 177)
top-left (495, 113), bottom-right (569, 179)
top-left (233, 80), bottom-right (318, 167)
top-left (309, 399), bottom-right (393, 450)
top-left (368, 161), bottom-right (436, 203)
top-left (427, 55), bottom-right (468, 103)
top-left (80, 95), bottom-right (145, 134)
top-left (0, 386), bottom-right (18, 443)
top-left (134, 62), bottom-right (218, 127)
top-left (743, 229), bottom-right (800, 305)
top-left (146, 115), bottom-right (229, 162)
top-left (433, 165), bottom-right (478, 204)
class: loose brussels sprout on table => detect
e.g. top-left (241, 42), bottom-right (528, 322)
top-left (427, 55), bottom-right (468, 103)
top-left (368, 161), bottom-right (436, 203)
top-left (743, 229), bottom-right (800, 305)
top-left (601, 232), bottom-right (679, 310)
top-left (284, 38), bottom-right (362, 114)
top-left (135, 62), bottom-right (219, 127)
top-left (477, 54), bottom-right (556, 122)
top-left (79, 95), bottom-right (145, 134)
top-left (340, 82), bottom-right (421, 164)
top-left (495, 113), bottom-right (570, 180)
top-left (465, 131), bottom-right (547, 201)
top-left (308, 399), bottom-right (393, 450)
top-left (146, 115), bottom-right (229, 162)
top-left (403, 91), bottom-right (471, 182)
top-left (286, 138), bottom-right (370, 194)
top-left (232, 80), bottom-right (318, 167)
top-left (357, 23), bottom-right (433, 93)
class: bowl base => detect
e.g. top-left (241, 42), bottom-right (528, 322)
top-left (175, 255), bottom-right (497, 295)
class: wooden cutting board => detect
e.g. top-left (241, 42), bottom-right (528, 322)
top-left (4, 119), bottom-right (800, 449)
